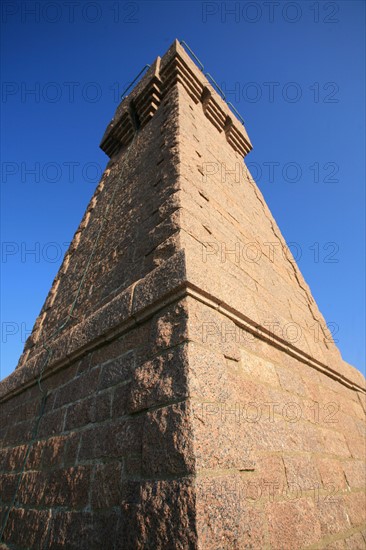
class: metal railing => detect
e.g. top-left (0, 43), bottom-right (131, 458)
top-left (120, 64), bottom-right (151, 99)
top-left (118, 41), bottom-right (246, 126)
top-left (180, 40), bottom-right (246, 126)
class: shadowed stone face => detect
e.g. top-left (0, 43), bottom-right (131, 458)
top-left (0, 40), bottom-right (365, 549)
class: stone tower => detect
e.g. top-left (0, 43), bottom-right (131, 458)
top-left (1, 40), bottom-right (365, 549)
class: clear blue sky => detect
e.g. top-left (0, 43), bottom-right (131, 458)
top-left (1, 1), bottom-right (365, 379)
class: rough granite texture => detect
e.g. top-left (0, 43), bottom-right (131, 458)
top-left (1, 40), bottom-right (365, 549)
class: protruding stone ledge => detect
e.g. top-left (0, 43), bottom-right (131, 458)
top-left (100, 58), bottom-right (163, 158)
top-left (100, 40), bottom-right (252, 160)
top-left (1, 251), bottom-right (365, 404)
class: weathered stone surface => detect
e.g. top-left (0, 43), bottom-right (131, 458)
top-left (90, 462), bottom-right (123, 509)
top-left (1, 508), bottom-right (51, 548)
top-left (282, 454), bottom-right (322, 490)
top-left (46, 510), bottom-right (120, 549)
top-left (195, 474), bottom-right (268, 549)
top-left (128, 345), bottom-right (189, 413)
top-left (316, 456), bottom-right (349, 491)
top-left (142, 401), bottom-right (195, 476)
top-left (266, 497), bottom-right (322, 549)
top-left (118, 479), bottom-right (197, 549)
top-left (342, 459), bottom-right (366, 489)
